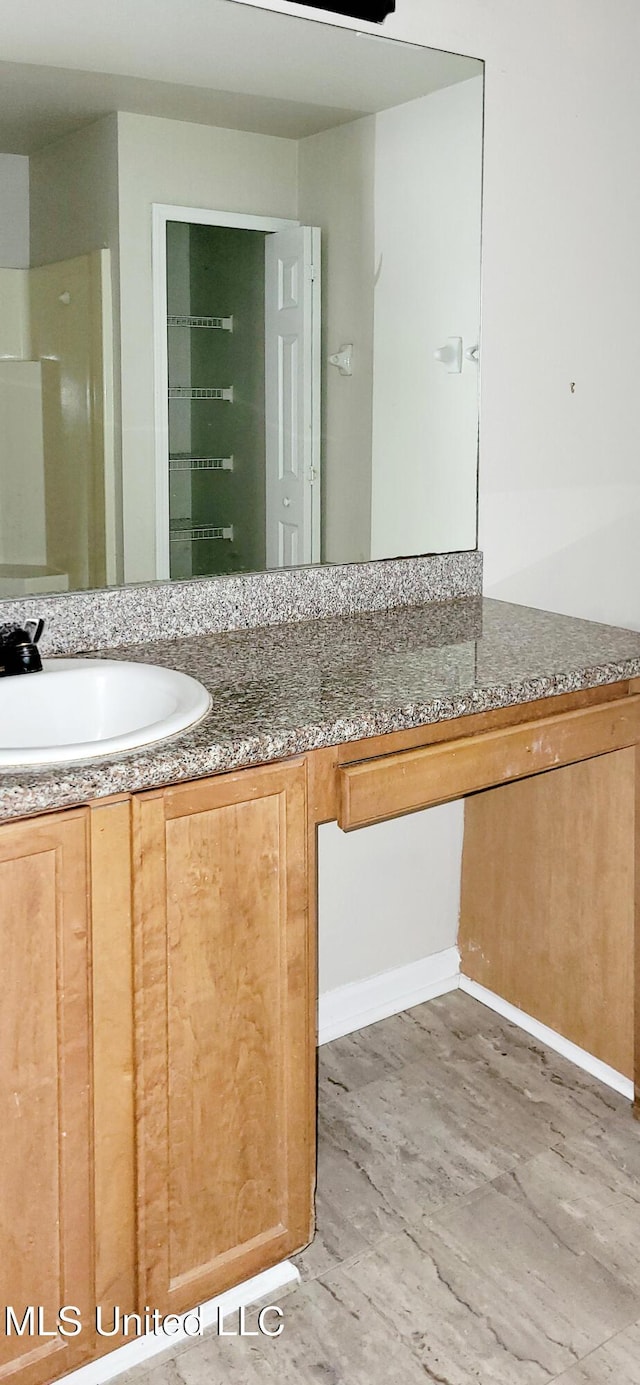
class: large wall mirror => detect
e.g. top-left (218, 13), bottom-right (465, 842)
top-left (0, 0), bottom-right (483, 598)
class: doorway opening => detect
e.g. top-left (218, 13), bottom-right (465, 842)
top-left (152, 206), bottom-right (321, 581)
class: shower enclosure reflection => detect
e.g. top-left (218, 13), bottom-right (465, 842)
top-left (0, 249), bottom-right (114, 596)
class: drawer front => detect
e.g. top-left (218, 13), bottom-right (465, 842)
top-left (338, 695), bottom-right (640, 829)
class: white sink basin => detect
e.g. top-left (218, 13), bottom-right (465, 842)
top-left (0, 658), bottom-right (212, 767)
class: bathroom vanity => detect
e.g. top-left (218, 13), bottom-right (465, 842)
top-left (1, 593), bottom-right (640, 1385)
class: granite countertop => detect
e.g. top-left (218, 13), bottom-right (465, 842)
top-left (2, 596), bottom-right (640, 822)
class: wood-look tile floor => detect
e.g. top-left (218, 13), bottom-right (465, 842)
top-left (121, 992), bottom-right (640, 1385)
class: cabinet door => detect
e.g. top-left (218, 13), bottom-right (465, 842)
top-left (0, 810), bottom-right (95, 1384)
top-left (133, 760), bottom-right (314, 1314)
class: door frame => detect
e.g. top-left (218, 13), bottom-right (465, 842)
top-left (152, 204), bottom-right (299, 580)
top-left (265, 223), bottom-right (322, 569)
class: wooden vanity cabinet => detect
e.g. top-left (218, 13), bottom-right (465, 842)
top-left (0, 759), bottom-right (314, 1383)
top-left (132, 759), bottom-right (314, 1314)
top-left (2, 681), bottom-right (638, 1385)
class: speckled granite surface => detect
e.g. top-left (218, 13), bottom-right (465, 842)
top-left (2, 597), bottom-right (640, 822)
top-left (0, 551), bottom-right (482, 655)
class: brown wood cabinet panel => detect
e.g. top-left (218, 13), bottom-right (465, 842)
top-left (460, 751), bottom-right (635, 1078)
top-left (0, 810), bottom-right (95, 1384)
top-left (133, 760), bottom-right (314, 1314)
top-left (338, 695), bottom-right (640, 830)
top-left (89, 799), bottom-right (137, 1328)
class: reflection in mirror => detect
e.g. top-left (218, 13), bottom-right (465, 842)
top-left (0, 2), bottom-right (483, 597)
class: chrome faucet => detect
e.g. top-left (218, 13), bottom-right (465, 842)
top-left (0, 619), bottom-right (45, 677)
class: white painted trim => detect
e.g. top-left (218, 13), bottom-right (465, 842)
top-left (97, 248), bottom-right (118, 587)
top-left (151, 204), bottom-right (299, 580)
top-left (310, 224), bottom-right (322, 563)
top-left (151, 203), bottom-right (171, 580)
top-left (318, 947), bottom-right (460, 1046)
top-left (459, 976), bottom-right (634, 1101)
top-left (153, 204), bottom-right (299, 235)
top-left (60, 1260), bottom-right (299, 1385)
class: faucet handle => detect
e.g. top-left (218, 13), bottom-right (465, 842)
top-left (24, 618), bottom-right (44, 644)
top-left (0, 618), bottom-right (44, 675)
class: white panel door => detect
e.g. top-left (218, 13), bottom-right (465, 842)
top-left (265, 225), bottom-right (320, 568)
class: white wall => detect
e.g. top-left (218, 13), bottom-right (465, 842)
top-left (471, 4), bottom-right (640, 633)
top-left (370, 76), bottom-right (482, 556)
top-left (241, 0), bottom-right (640, 1001)
top-left (0, 270), bottom-right (30, 358)
top-left (116, 112), bottom-right (298, 583)
top-left (0, 155), bottom-right (29, 270)
top-left (299, 77), bottom-right (482, 567)
top-left (298, 116), bottom-right (376, 564)
top-left (29, 116), bottom-right (119, 268)
top-left (318, 805), bottom-right (464, 992)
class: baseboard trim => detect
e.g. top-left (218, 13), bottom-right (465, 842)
top-left (459, 975), bottom-right (634, 1101)
top-left (318, 953), bottom-right (634, 1100)
top-left (62, 1260), bottom-right (300, 1385)
top-left (318, 947), bottom-right (460, 1046)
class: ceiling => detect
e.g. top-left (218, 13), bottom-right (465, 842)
top-left (0, 0), bottom-right (482, 154)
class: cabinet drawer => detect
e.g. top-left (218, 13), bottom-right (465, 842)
top-left (338, 695), bottom-right (640, 830)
